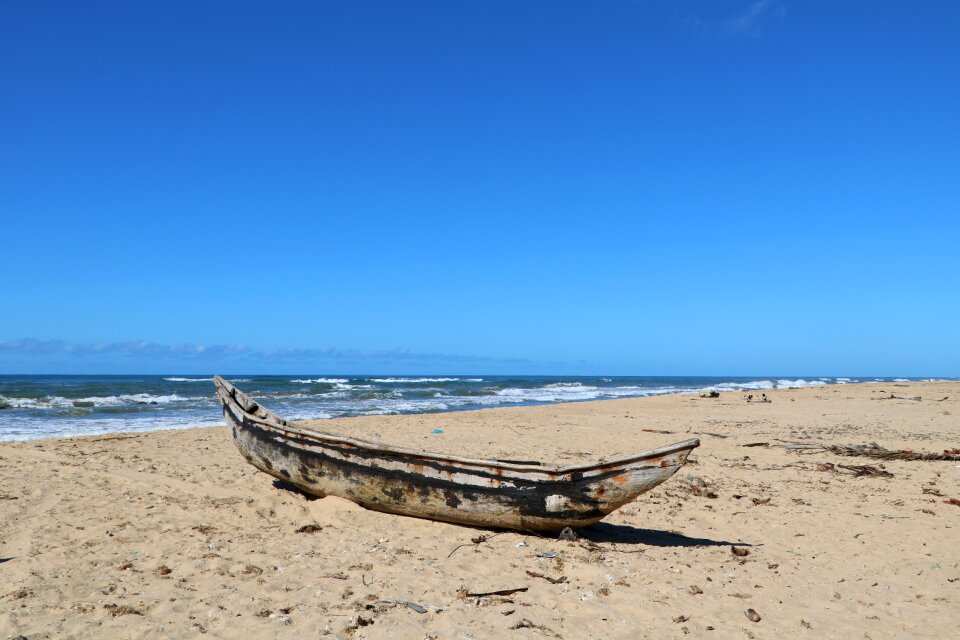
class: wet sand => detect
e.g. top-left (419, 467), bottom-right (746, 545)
top-left (1, 380), bottom-right (958, 639)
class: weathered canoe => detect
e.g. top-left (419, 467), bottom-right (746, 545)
top-left (214, 376), bottom-right (699, 530)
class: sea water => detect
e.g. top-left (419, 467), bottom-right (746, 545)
top-left (0, 374), bottom-right (938, 441)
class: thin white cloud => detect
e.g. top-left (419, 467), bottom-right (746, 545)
top-left (724, 0), bottom-right (786, 36)
top-left (0, 338), bottom-right (523, 366)
top-left (685, 0), bottom-right (786, 38)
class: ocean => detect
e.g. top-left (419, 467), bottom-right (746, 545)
top-left (0, 374), bottom-right (936, 441)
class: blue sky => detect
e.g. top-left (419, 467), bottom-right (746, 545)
top-left (1, 1), bottom-right (958, 376)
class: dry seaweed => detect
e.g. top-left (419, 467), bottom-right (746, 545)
top-left (786, 443), bottom-right (960, 462)
top-left (837, 464), bottom-right (894, 478)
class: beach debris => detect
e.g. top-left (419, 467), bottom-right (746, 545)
top-left (510, 618), bottom-right (560, 637)
top-left (465, 586), bottom-right (529, 597)
top-left (241, 564), bottom-right (263, 576)
top-left (922, 486), bottom-right (944, 496)
top-left (786, 442), bottom-right (960, 462)
top-left (352, 615), bottom-right (374, 628)
top-left (745, 608), bottom-right (761, 623)
top-left (269, 612), bottom-right (293, 625)
top-left (255, 609), bottom-right (271, 617)
top-left (689, 585), bottom-right (703, 595)
top-left (743, 442), bottom-right (769, 448)
top-left (318, 572), bottom-right (349, 580)
top-left (801, 619), bottom-right (812, 629)
top-left (874, 393), bottom-right (922, 401)
top-left (535, 552), bottom-right (557, 559)
top-left (6, 588), bottom-right (33, 600)
top-left (813, 460), bottom-right (893, 477)
top-left (752, 497), bottom-right (771, 506)
top-left (558, 527), bottom-right (578, 541)
top-left (431, 429), bottom-right (444, 434)
top-left (104, 603), bottom-right (143, 617)
top-left (642, 428), bottom-right (675, 434)
top-left (393, 600), bottom-right (427, 613)
top-left (699, 391), bottom-right (720, 398)
top-left (673, 615), bottom-right (690, 623)
top-left (682, 476), bottom-right (718, 498)
top-left (117, 561), bottom-right (134, 571)
top-left (154, 565), bottom-right (172, 576)
top-left (516, 541), bottom-right (527, 548)
top-left (945, 499), bottom-right (960, 507)
top-left (731, 546), bottom-right (750, 557)
top-left (700, 432), bottom-right (729, 439)
top-left (525, 570), bottom-right (567, 584)
top-left (295, 523), bottom-right (323, 534)
top-left (837, 464), bottom-right (894, 478)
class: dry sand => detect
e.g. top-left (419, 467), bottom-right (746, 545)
top-left (1, 381), bottom-right (959, 639)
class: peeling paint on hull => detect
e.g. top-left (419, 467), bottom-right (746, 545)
top-left (214, 376), bottom-right (699, 530)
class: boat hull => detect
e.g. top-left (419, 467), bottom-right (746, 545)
top-left (215, 376), bottom-right (698, 530)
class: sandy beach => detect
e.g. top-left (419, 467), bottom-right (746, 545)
top-left (1, 380), bottom-right (958, 639)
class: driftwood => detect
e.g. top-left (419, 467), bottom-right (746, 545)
top-left (447, 533), bottom-right (504, 558)
top-left (785, 443), bottom-right (960, 462)
top-left (525, 570), bottom-right (567, 584)
top-left (465, 586), bottom-right (528, 597)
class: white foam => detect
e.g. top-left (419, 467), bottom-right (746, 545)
top-left (291, 378), bottom-right (349, 384)
top-left (334, 383), bottom-right (375, 390)
top-left (163, 377), bottom-right (211, 382)
top-left (711, 380), bottom-right (775, 391)
top-left (370, 378), bottom-right (463, 383)
top-left (485, 384), bottom-right (673, 404)
top-left (0, 393), bottom-right (203, 409)
top-left (775, 379), bottom-right (828, 389)
top-left (0, 414), bottom-right (223, 442)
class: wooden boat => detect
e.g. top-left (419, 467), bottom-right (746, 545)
top-left (214, 376), bottom-right (699, 530)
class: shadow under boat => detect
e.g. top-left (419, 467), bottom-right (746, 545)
top-left (577, 522), bottom-right (747, 548)
top-left (273, 478), bottom-right (747, 548)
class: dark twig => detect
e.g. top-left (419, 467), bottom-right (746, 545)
top-left (447, 532), bottom-right (505, 558)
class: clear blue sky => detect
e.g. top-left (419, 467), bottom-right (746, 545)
top-left (1, 1), bottom-right (958, 376)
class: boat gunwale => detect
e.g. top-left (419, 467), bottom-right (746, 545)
top-left (214, 375), bottom-right (699, 475)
